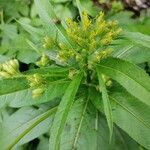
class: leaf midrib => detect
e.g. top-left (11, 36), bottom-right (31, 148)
top-left (72, 98), bottom-right (89, 149)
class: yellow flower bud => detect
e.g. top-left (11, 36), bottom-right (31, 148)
top-left (32, 88), bottom-right (44, 99)
top-left (0, 71), bottom-right (11, 78)
top-left (82, 11), bottom-right (91, 30)
top-left (9, 59), bottom-right (19, 71)
top-left (2, 63), bottom-right (17, 75)
top-left (75, 54), bottom-right (82, 61)
top-left (106, 80), bottom-right (113, 87)
top-left (43, 36), bottom-right (55, 49)
top-left (36, 54), bottom-right (50, 67)
top-left (68, 70), bottom-right (79, 80)
top-left (96, 11), bottom-right (104, 25)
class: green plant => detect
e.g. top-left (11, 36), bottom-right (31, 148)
top-left (0, 0), bottom-right (150, 150)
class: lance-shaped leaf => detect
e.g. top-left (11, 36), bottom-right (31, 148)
top-left (49, 72), bottom-right (83, 150)
top-left (96, 70), bottom-right (113, 141)
top-left (60, 97), bottom-right (99, 150)
top-left (97, 57), bottom-right (150, 106)
top-left (91, 86), bottom-right (150, 150)
top-left (0, 106), bottom-right (57, 150)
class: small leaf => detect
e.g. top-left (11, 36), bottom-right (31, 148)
top-left (49, 72), bottom-right (83, 150)
top-left (96, 69), bottom-right (113, 141)
top-left (97, 57), bottom-right (150, 106)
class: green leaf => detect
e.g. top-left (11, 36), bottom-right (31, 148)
top-left (0, 106), bottom-right (57, 150)
top-left (91, 86), bottom-right (150, 150)
top-left (18, 20), bottom-right (44, 40)
top-left (60, 98), bottom-right (99, 150)
top-left (124, 31), bottom-right (150, 49)
top-left (97, 57), bottom-right (150, 106)
top-left (96, 70), bottom-right (113, 141)
top-left (49, 72), bottom-right (83, 150)
top-left (0, 78), bottom-right (29, 108)
top-left (0, 78), bottom-right (28, 96)
top-left (76, 0), bottom-right (83, 21)
top-left (113, 44), bottom-right (150, 64)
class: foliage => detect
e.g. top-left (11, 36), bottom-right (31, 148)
top-left (0, 0), bottom-right (150, 150)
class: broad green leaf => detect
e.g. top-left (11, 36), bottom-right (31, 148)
top-left (96, 70), bottom-right (113, 141)
top-left (91, 86), bottom-right (150, 150)
top-left (97, 57), bottom-right (150, 106)
top-left (61, 89), bottom-right (138, 150)
top-left (0, 106), bottom-right (57, 150)
top-left (110, 91), bottom-right (150, 150)
top-left (124, 31), bottom-right (150, 49)
top-left (49, 72), bottom-right (83, 150)
top-left (60, 98), bottom-right (99, 150)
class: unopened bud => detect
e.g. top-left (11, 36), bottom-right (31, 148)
top-left (0, 71), bottom-right (11, 78)
top-left (32, 88), bottom-right (44, 99)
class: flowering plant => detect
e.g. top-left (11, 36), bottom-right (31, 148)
top-left (0, 0), bottom-right (150, 150)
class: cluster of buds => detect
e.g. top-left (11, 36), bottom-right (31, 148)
top-left (27, 74), bottom-right (46, 98)
top-left (44, 11), bottom-right (122, 70)
top-left (93, 48), bottom-right (113, 62)
top-left (36, 54), bottom-right (51, 67)
top-left (43, 36), bottom-right (55, 49)
top-left (58, 11), bottom-right (121, 69)
top-left (0, 59), bottom-right (20, 79)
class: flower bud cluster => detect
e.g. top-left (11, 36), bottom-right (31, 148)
top-left (43, 11), bottom-right (122, 70)
top-left (36, 54), bottom-right (51, 67)
top-left (0, 59), bottom-right (20, 78)
top-left (27, 74), bottom-right (46, 98)
top-left (43, 36), bottom-right (55, 49)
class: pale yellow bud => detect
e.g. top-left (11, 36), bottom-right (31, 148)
top-left (2, 63), bottom-right (17, 75)
top-left (82, 11), bottom-right (91, 30)
top-left (9, 59), bottom-right (19, 71)
top-left (75, 54), bottom-right (82, 61)
top-left (68, 70), bottom-right (79, 80)
top-left (43, 36), bottom-right (54, 49)
top-left (36, 54), bottom-right (50, 67)
top-left (106, 80), bottom-right (112, 87)
top-left (32, 88), bottom-right (44, 99)
top-left (0, 71), bottom-right (11, 78)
